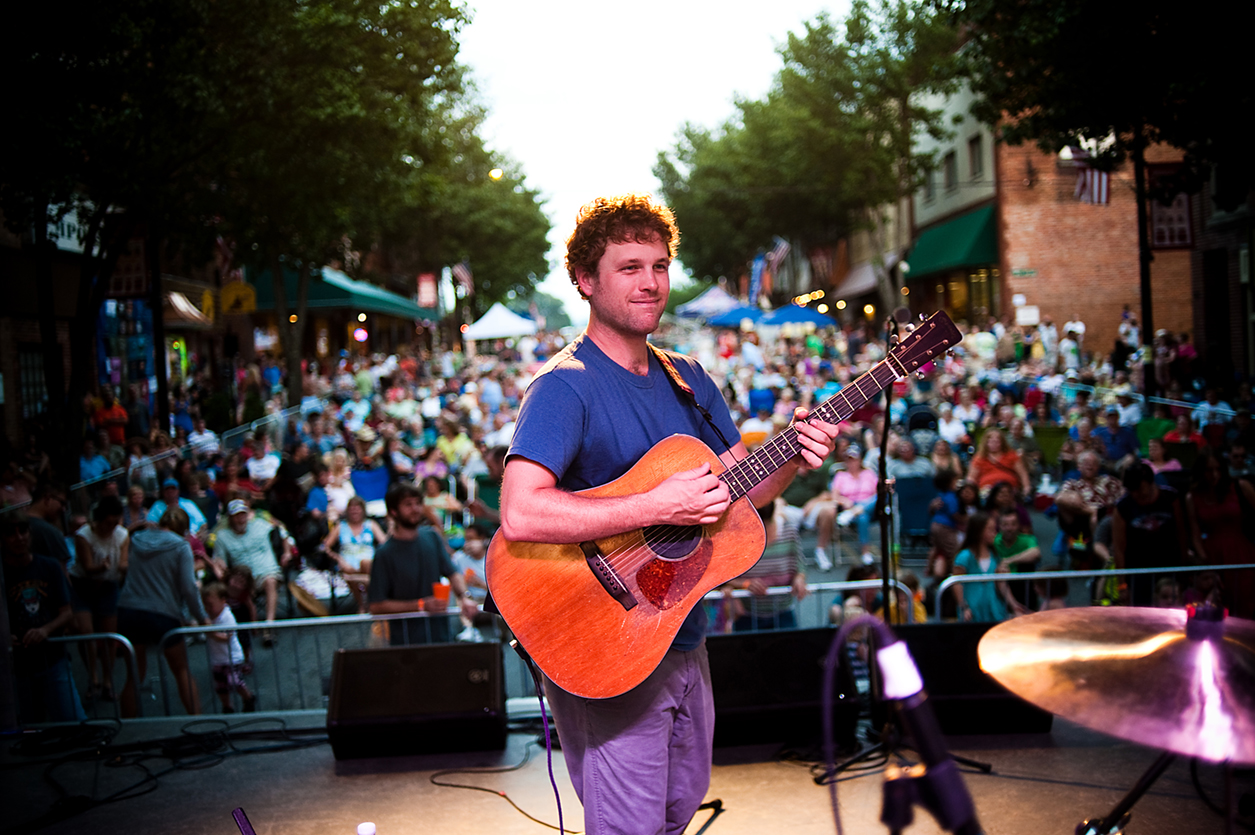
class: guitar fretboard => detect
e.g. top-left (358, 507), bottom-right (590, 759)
top-left (720, 358), bottom-right (900, 502)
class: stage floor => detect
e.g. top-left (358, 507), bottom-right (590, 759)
top-left (3, 709), bottom-right (1246, 835)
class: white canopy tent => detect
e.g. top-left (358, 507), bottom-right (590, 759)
top-left (675, 284), bottom-right (740, 319)
top-left (462, 302), bottom-right (538, 341)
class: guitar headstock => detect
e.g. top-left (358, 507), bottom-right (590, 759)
top-left (889, 310), bottom-right (962, 373)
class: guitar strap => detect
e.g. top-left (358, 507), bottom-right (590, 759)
top-left (648, 342), bottom-right (734, 451)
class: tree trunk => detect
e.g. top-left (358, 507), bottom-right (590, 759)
top-left (284, 261), bottom-right (309, 408)
top-left (1132, 132), bottom-right (1156, 398)
top-left (33, 200), bottom-right (71, 485)
top-left (146, 227), bottom-right (170, 435)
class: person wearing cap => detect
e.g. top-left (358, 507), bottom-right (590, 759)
top-left (1093, 405), bottom-right (1140, 473)
top-left (824, 444), bottom-right (880, 562)
top-left (212, 499), bottom-right (289, 635)
top-left (1113, 385), bottom-right (1142, 426)
top-left (147, 477), bottom-right (207, 537)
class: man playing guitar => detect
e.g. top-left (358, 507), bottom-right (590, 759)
top-left (497, 194), bottom-right (840, 835)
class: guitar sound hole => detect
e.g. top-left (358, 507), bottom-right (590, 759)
top-left (643, 525), bottom-right (702, 560)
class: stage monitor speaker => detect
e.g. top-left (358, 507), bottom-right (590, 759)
top-left (889, 623), bottom-right (1053, 735)
top-left (706, 627), bottom-right (861, 749)
top-left (327, 642), bottom-right (507, 760)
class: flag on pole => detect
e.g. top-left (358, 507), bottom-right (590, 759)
top-left (452, 260), bottom-right (474, 295)
top-left (748, 255), bottom-right (766, 304)
top-left (1075, 167), bottom-right (1110, 204)
top-left (765, 236), bottom-right (791, 273)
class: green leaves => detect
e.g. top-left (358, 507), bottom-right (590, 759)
top-left (654, 0), bottom-right (959, 286)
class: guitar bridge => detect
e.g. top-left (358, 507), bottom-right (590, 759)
top-left (580, 541), bottom-right (638, 611)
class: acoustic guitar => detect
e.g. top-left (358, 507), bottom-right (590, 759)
top-left (486, 310), bottom-right (962, 698)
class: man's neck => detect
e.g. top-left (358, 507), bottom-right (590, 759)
top-left (584, 322), bottom-right (652, 376)
top-left (391, 523), bottom-right (418, 541)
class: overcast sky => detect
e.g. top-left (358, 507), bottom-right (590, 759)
top-left (456, 0), bottom-right (849, 322)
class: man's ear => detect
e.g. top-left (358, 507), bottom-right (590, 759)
top-left (574, 268), bottom-right (595, 300)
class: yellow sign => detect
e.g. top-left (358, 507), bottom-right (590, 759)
top-left (201, 289), bottom-right (216, 323)
top-left (220, 281), bottom-right (256, 315)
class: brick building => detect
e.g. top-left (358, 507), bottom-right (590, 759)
top-left (901, 83), bottom-right (1198, 370)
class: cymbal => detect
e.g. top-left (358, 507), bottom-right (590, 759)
top-left (978, 607), bottom-right (1255, 764)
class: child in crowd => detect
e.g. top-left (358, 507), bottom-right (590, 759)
top-left (201, 582), bottom-right (255, 713)
top-left (224, 565), bottom-right (257, 668)
top-left (451, 523), bottom-right (492, 640)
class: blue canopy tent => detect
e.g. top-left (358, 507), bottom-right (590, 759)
top-left (707, 305), bottom-right (766, 328)
top-left (760, 305), bottom-right (837, 328)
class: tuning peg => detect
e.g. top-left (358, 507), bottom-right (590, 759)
top-left (915, 371), bottom-right (927, 380)
top-left (918, 313), bottom-right (926, 322)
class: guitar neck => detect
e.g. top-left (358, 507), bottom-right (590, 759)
top-left (720, 358), bottom-right (902, 502)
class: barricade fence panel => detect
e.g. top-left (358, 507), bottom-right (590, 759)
top-left (28, 569), bottom-right (1250, 723)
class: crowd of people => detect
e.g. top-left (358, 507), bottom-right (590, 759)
top-left (3, 296), bottom-right (1254, 725)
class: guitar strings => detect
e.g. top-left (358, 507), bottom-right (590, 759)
top-left (597, 361), bottom-right (901, 579)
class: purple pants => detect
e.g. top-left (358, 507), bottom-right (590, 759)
top-left (543, 642), bottom-right (715, 835)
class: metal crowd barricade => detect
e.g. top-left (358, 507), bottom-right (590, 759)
top-left (130, 579), bottom-right (919, 718)
top-left (48, 631), bottom-right (144, 718)
top-left (935, 562), bottom-right (1255, 618)
top-left (152, 611), bottom-right (469, 716)
top-left (705, 579), bottom-right (919, 630)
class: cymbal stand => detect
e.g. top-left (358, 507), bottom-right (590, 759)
top-left (1075, 750), bottom-right (1176, 835)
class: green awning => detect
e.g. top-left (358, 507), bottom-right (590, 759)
top-left (250, 266), bottom-right (437, 319)
top-left (906, 204), bottom-right (998, 281)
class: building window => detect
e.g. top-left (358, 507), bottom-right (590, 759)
top-left (923, 169), bottom-right (935, 202)
top-left (18, 344), bottom-right (54, 421)
top-left (1150, 192), bottom-right (1192, 249)
top-left (968, 135), bottom-right (983, 180)
top-left (943, 151), bottom-right (958, 191)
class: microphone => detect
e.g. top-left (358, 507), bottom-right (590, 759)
top-left (876, 634), bottom-right (984, 835)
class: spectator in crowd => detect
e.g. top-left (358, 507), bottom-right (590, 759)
top-left (1055, 450), bottom-right (1125, 568)
top-left (148, 478), bottom-right (208, 539)
top-left (94, 386), bottom-right (130, 448)
top-left (212, 499), bottom-right (290, 639)
top-left (966, 428), bottom-right (1031, 499)
top-left (3, 513), bottom-right (85, 724)
top-left (1191, 386), bottom-right (1233, 432)
top-left (79, 437), bottom-right (112, 484)
top-left (245, 430), bottom-right (282, 492)
top-left (1112, 463), bottom-right (1189, 608)
top-left (201, 582), bottom-right (256, 713)
top-left (116, 506), bottom-right (208, 718)
top-left (324, 448), bottom-right (357, 522)
top-left (26, 483), bottom-right (71, 568)
top-left (828, 444), bottom-right (879, 564)
top-left (936, 403), bottom-right (968, 449)
top-left (69, 495), bottom-right (129, 701)
top-left (886, 437), bottom-right (935, 480)
top-left (951, 511), bottom-right (1026, 621)
top-left (1093, 405), bottom-right (1141, 473)
top-left (214, 453), bottom-right (261, 508)
top-left (1144, 436), bottom-right (1184, 477)
top-left (188, 416), bottom-right (220, 459)
top-left (1163, 414), bottom-right (1206, 449)
top-left (323, 496), bottom-right (386, 612)
top-left (929, 438), bottom-right (963, 481)
top-left (992, 507), bottom-right (1041, 611)
top-left (0, 459), bottom-right (36, 509)
top-left (1184, 449), bottom-right (1255, 619)
top-left (123, 484), bottom-right (150, 532)
top-left (368, 484), bottom-right (477, 645)
top-left (1059, 417), bottom-right (1105, 477)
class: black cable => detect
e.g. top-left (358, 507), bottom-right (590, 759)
top-left (429, 739), bottom-right (581, 833)
top-left (1190, 758), bottom-right (1255, 832)
top-left (1, 717), bottom-right (330, 835)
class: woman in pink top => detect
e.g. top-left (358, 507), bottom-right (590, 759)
top-left (829, 444), bottom-right (880, 553)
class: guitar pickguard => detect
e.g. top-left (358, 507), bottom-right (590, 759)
top-left (635, 532), bottom-right (713, 610)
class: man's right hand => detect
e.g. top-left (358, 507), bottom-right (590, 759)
top-left (652, 464), bottom-right (730, 526)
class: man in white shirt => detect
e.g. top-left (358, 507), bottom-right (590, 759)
top-left (245, 435), bottom-right (282, 490)
top-left (1191, 387), bottom-right (1234, 429)
top-left (188, 417), bottom-right (220, 459)
top-left (1064, 314), bottom-right (1086, 350)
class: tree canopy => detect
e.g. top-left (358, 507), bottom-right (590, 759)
top-left (951, 0), bottom-right (1254, 208)
top-left (655, 0), bottom-right (960, 302)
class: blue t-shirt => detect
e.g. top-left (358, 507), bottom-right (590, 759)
top-left (1093, 424), bottom-right (1140, 462)
top-left (931, 490), bottom-right (962, 529)
top-left (508, 336), bottom-right (741, 652)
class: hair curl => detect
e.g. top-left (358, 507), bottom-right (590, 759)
top-left (564, 194), bottom-right (679, 299)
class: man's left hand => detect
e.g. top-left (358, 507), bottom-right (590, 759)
top-left (792, 408), bottom-right (840, 471)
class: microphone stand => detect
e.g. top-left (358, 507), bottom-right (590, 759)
top-left (878, 313), bottom-right (897, 623)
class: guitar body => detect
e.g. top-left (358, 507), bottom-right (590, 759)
top-left (486, 434), bottom-right (765, 699)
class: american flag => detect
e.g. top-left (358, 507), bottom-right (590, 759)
top-left (1075, 168), bottom-right (1110, 204)
top-left (452, 260), bottom-right (474, 295)
top-left (765, 236), bottom-right (791, 272)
